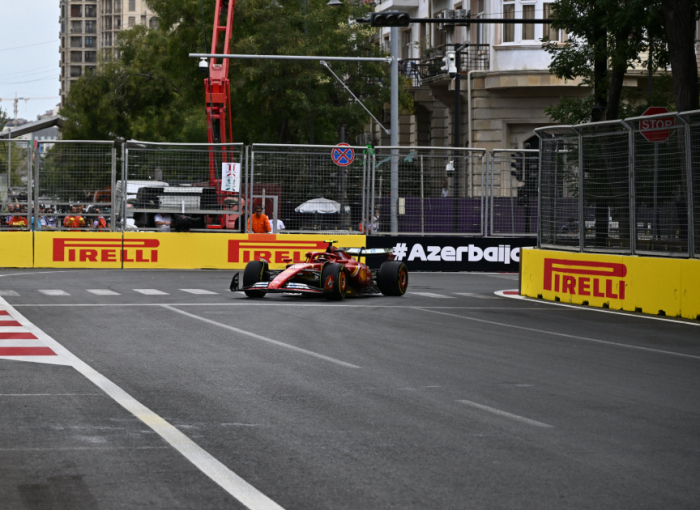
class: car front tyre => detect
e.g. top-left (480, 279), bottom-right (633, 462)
top-left (243, 260), bottom-right (269, 298)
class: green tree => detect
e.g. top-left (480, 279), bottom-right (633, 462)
top-left (0, 106), bottom-right (8, 131)
top-left (61, 0), bottom-right (411, 144)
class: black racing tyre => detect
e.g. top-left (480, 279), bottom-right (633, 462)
top-left (243, 260), bottom-right (269, 298)
top-left (377, 261), bottom-right (409, 296)
top-left (321, 263), bottom-right (348, 301)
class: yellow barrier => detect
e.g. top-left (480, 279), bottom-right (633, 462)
top-left (0, 231), bottom-right (33, 268)
top-left (22, 232), bottom-right (367, 270)
top-left (521, 248), bottom-right (700, 320)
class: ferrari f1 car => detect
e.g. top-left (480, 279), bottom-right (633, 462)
top-left (230, 241), bottom-right (408, 300)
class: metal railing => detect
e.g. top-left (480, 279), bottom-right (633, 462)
top-left (536, 110), bottom-right (699, 258)
top-left (399, 44), bottom-right (490, 86)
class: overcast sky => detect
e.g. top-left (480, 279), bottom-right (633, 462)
top-left (0, 0), bottom-right (61, 123)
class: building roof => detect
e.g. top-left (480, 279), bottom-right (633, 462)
top-left (0, 115), bottom-right (64, 139)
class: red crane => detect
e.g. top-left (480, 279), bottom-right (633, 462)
top-left (203, 0), bottom-right (238, 226)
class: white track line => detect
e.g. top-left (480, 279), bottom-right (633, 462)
top-left (414, 307), bottom-right (700, 361)
top-left (134, 289), bottom-right (169, 296)
top-left (0, 291), bottom-right (19, 296)
top-left (38, 290), bottom-right (70, 296)
top-left (453, 293), bottom-right (498, 299)
top-left (457, 399), bottom-right (553, 428)
top-left (0, 295), bottom-right (285, 510)
top-left (495, 290), bottom-right (700, 327)
top-left (162, 305), bottom-right (361, 369)
top-left (87, 289), bottom-right (120, 296)
top-left (408, 292), bottom-right (454, 299)
top-left (180, 289), bottom-right (218, 295)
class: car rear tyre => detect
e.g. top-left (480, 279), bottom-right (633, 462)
top-left (377, 261), bottom-right (408, 296)
top-left (243, 260), bottom-right (269, 298)
top-left (321, 263), bottom-right (348, 300)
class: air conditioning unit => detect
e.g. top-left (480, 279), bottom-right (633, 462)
top-left (455, 9), bottom-right (470, 26)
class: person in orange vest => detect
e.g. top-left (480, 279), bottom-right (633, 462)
top-left (247, 205), bottom-right (271, 233)
top-left (8, 213), bottom-right (28, 228)
top-left (63, 206), bottom-right (86, 230)
top-left (92, 208), bottom-right (107, 230)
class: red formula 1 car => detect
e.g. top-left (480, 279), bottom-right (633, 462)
top-left (230, 241), bottom-right (408, 300)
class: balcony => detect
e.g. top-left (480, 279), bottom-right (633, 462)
top-left (399, 44), bottom-right (490, 86)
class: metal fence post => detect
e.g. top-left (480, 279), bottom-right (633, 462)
top-left (110, 146), bottom-right (117, 231)
top-left (572, 126), bottom-right (584, 253)
top-left (534, 132), bottom-right (544, 249)
top-left (33, 143), bottom-right (40, 231)
top-left (678, 114), bottom-right (695, 257)
top-left (620, 120), bottom-right (635, 255)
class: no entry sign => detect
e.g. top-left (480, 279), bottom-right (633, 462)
top-left (640, 107), bottom-right (674, 143)
top-left (331, 143), bottom-right (354, 166)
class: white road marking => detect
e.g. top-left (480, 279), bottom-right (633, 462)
top-left (0, 295), bottom-right (286, 510)
top-left (457, 399), bottom-right (553, 428)
top-left (180, 289), bottom-right (218, 295)
top-left (495, 289), bottom-right (700, 327)
top-left (0, 290), bottom-right (19, 296)
top-left (87, 289), bottom-right (120, 296)
top-left (134, 289), bottom-right (169, 296)
top-left (39, 290), bottom-right (70, 296)
top-left (162, 305), bottom-right (361, 369)
top-left (415, 307), bottom-right (700, 360)
top-left (0, 340), bottom-right (47, 348)
top-left (408, 292), bottom-right (455, 299)
top-left (453, 293), bottom-right (498, 299)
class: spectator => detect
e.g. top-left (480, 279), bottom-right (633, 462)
top-left (248, 206), bottom-right (271, 233)
top-left (154, 213), bottom-right (172, 230)
top-left (441, 181), bottom-right (449, 197)
top-left (43, 208), bottom-right (57, 229)
top-left (7, 211), bottom-right (28, 228)
top-left (269, 218), bottom-right (285, 232)
top-left (93, 208), bottom-right (108, 230)
top-left (64, 206), bottom-right (86, 230)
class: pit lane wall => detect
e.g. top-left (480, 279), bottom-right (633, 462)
top-left (520, 248), bottom-right (700, 320)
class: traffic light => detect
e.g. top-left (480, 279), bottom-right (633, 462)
top-left (440, 51), bottom-right (457, 77)
top-left (370, 12), bottom-right (411, 27)
top-left (510, 152), bottom-right (524, 182)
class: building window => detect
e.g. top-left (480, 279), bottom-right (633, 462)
top-left (401, 29), bottom-right (412, 60)
top-left (85, 4), bottom-right (97, 17)
top-left (141, 15), bottom-right (146, 24)
top-left (115, 16), bottom-right (122, 29)
top-left (70, 36), bottom-right (82, 48)
top-left (115, 0), bottom-right (122, 13)
top-left (86, 21), bottom-right (97, 33)
top-left (502, 2), bottom-right (515, 42)
top-left (70, 20), bottom-right (82, 33)
top-left (476, 0), bottom-right (487, 45)
top-left (70, 66), bottom-right (82, 78)
top-left (105, 16), bottom-right (112, 30)
top-left (149, 17), bottom-right (160, 29)
top-left (85, 36), bottom-right (96, 48)
top-left (70, 51), bottom-right (82, 63)
top-left (85, 52), bottom-right (97, 63)
top-left (86, 66), bottom-right (96, 74)
top-left (71, 5), bottom-right (82, 17)
top-left (522, 4), bottom-right (535, 40)
top-left (543, 3), bottom-right (560, 41)
top-left (105, 0), bottom-right (112, 13)
top-left (104, 33), bottom-right (112, 46)
top-left (129, 0), bottom-right (135, 11)
top-left (128, 16), bottom-right (135, 27)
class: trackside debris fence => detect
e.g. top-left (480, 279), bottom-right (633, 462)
top-left (536, 110), bottom-right (699, 259)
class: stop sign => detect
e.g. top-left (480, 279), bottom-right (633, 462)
top-left (640, 106), bottom-right (674, 143)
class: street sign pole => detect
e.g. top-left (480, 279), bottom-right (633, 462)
top-left (653, 142), bottom-right (659, 239)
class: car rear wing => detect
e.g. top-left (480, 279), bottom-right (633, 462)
top-left (340, 247), bottom-right (395, 257)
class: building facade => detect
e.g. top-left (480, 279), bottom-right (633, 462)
top-left (372, 0), bottom-right (650, 152)
top-left (59, 0), bottom-right (158, 104)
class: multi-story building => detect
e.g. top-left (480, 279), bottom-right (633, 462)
top-left (59, 0), bottom-right (158, 104)
top-left (371, 0), bottom-right (650, 152)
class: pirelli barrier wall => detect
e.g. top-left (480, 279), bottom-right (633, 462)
top-left (26, 233), bottom-right (367, 270)
top-left (520, 248), bottom-right (700, 320)
top-left (1, 231), bottom-right (534, 271)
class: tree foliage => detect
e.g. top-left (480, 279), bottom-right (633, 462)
top-left (61, 0), bottom-right (411, 144)
top-left (0, 106), bottom-right (8, 131)
top-left (543, 0), bottom-right (693, 123)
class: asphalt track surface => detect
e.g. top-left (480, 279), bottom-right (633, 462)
top-left (1, 269), bottom-right (699, 510)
